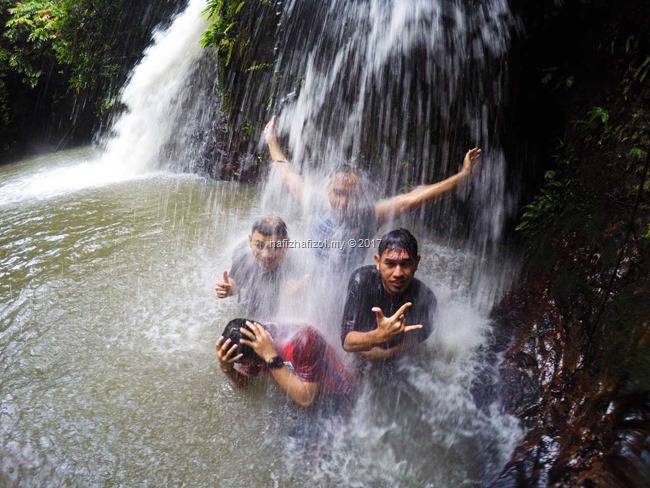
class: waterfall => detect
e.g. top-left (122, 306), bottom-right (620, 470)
top-left (100, 0), bottom-right (219, 175)
top-left (252, 0), bottom-right (520, 311)
top-left (0, 0), bottom-right (525, 485)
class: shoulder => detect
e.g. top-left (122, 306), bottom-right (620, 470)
top-left (412, 278), bottom-right (437, 309)
top-left (231, 240), bottom-right (251, 264)
top-left (350, 265), bottom-right (377, 284)
top-left (289, 326), bottom-right (327, 361)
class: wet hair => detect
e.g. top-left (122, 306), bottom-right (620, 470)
top-left (378, 228), bottom-right (418, 258)
top-left (251, 215), bottom-right (288, 239)
top-left (329, 164), bottom-right (360, 179)
top-left (221, 318), bottom-right (260, 362)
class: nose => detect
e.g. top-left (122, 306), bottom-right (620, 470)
top-left (261, 246), bottom-right (273, 260)
top-left (338, 195), bottom-right (348, 207)
top-left (393, 265), bottom-right (404, 277)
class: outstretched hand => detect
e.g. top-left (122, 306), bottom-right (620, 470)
top-left (461, 148), bottom-right (481, 175)
top-left (263, 116), bottom-right (278, 144)
top-left (371, 302), bottom-right (423, 343)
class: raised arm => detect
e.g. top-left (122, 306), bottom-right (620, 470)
top-left (374, 148), bottom-right (481, 226)
top-left (263, 116), bottom-right (305, 203)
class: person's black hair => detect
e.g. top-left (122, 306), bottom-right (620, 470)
top-left (222, 318), bottom-right (262, 361)
top-left (329, 164), bottom-right (360, 178)
top-left (251, 215), bottom-right (288, 239)
top-left (377, 228), bottom-right (418, 258)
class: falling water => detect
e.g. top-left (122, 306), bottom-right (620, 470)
top-left (100, 0), bottom-right (219, 176)
top-left (253, 0), bottom-right (520, 311)
top-left (0, 0), bottom-right (523, 485)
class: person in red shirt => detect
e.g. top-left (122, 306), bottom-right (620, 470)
top-left (216, 318), bottom-right (355, 415)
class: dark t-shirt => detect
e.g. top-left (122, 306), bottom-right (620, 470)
top-left (240, 324), bottom-right (355, 404)
top-left (228, 243), bottom-right (299, 321)
top-left (340, 265), bottom-right (436, 349)
top-left (310, 203), bottom-right (379, 270)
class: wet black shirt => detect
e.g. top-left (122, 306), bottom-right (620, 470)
top-left (340, 265), bottom-right (436, 349)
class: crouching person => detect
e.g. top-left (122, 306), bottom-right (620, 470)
top-left (216, 319), bottom-right (355, 418)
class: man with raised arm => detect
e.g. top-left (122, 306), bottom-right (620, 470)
top-left (340, 228), bottom-right (436, 363)
top-left (264, 116), bottom-right (481, 269)
top-left (215, 214), bottom-right (305, 320)
top-left (216, 318), bottom-right (355, 414)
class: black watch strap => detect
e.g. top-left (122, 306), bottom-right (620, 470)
top-left (266, 356), bottom-right (284, 369)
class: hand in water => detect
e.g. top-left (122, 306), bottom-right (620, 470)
top-left (371, 302), bottom-right (422, 343)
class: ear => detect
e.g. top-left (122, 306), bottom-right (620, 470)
top-left (414, 255), bottom-right (421, 271)
top-left (373, 254), bottom-right (380, 269)
top-left (248, 234), bottom-right (253, 243)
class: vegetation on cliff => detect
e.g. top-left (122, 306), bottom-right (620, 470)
top-left (496, 0), bottom-right (649, 485)
top-left (0, 0), bottom-right (184, 160)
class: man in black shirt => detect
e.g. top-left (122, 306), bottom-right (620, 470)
top-left (341, 228), bottom-right (436, 363)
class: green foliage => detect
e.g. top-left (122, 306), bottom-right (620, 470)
top-left (586, 106), bottom-right (609, 127)
top-left (516, 167), bottom-right (571, 234)
top-left (630, 147), bottom-right (647, 161)
top-left (540, 66), bottom-right (575, 91)
top-left (245, 62), bottom-right (272, 73)
top-left (202, 0), bottom-right (247, 66)
top-left (3, 0), bottom-right (58, 88)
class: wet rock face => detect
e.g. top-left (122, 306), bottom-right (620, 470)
top-left (490, 0), bottom-right (650, 484)
top-left (491, 229), bottom-right (649, 486)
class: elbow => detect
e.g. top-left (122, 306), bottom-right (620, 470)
top-left (342, 334), bottom-right (353, 352)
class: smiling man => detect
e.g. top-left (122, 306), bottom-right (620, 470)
top-left (264, 116), bottom-right (481, 270)
top-left (340, 228), bottom-right (436, 363)
top-left (215, 215), bottom-right (304, 320)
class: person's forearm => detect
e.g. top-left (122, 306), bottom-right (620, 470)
top-left (374, 169), bottom-right (469, 224)
top-left (272, 161), bottom-right (304, 202)
top-left (342, 329), bottom-right (383, 352)
top-left (267, 136), bottom-right (288, 162)
top-left (269, 366), bottom-right (318, 407)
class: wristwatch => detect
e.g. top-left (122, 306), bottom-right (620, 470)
top-left (266, 356), bottom-right (284, 369)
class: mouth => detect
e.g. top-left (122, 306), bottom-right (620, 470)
top-left (389, 280), bottom-right (405, 289)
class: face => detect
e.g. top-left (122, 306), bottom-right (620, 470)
top-left (327, 173), bottom-right (361, 219)
top-left (374, 248), bottom-right (420, 295)
top-left (248, 231), bottom-right (285, 271)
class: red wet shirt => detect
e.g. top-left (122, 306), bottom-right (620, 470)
top-left (241, 324), bottom-right (354, 402)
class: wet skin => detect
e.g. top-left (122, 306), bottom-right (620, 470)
top-left (248, 231), bottom-right (286, 272)
top-left (373, 248), bottom-right (420, 295)
top-left (327, 173), bottom-right (362, 220)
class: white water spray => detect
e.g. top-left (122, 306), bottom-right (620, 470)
top-left (100, 0), bottom-right (209, 173)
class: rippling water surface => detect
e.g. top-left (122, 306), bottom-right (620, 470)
top-left (0, 148), bottom-right (520, 486)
